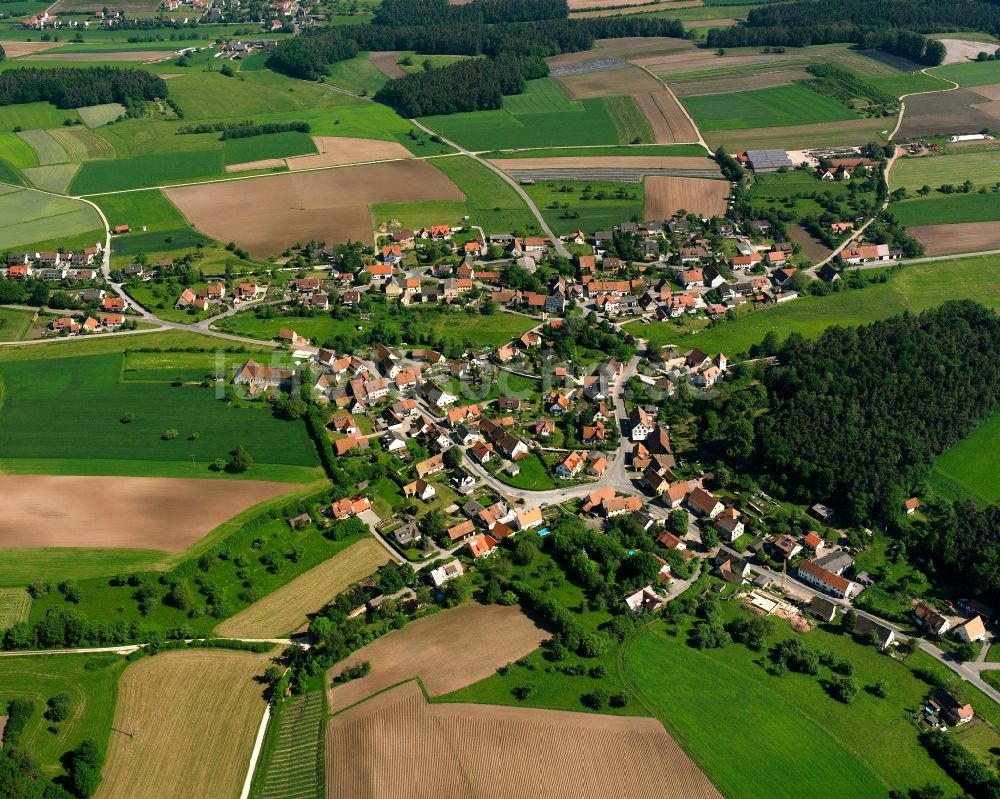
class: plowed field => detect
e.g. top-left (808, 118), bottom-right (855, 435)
top-left (645, 175), bottom-right (728, 218)
top-left (634, 91), bottom-right (699, 143)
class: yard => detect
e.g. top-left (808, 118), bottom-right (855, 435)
top-left (496, 452), bottom-right (558, 491)
top-left (0, 306), bottom-right (34, 342)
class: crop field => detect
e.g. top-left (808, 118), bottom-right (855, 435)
top-left (98, 649), bottom-right (273, 799)
top-left (370, 199), bottom-right (469, 230)
top-left (0, 474), bottom-right (296, 551)
top-left (0, 654), bottom-right (126, 778)
top-left (633, 91), bottom-right (700, 143)
top-left (646, 253), bottom-right (1000, 354)
top-left (930, 412), bottom-right (1000, 505)
top-left (286, 136), bottom-right (412, 170)
top-left (0, 131), bottom-right (39, 168)
top-left (223, 132), bottom-right (317, 166)
top-left (0, 185), bottom-right (103, 250)
top-left (110, 226), bottom-right (210, 259)
top-left (46, 126), bottom-right (116, 162)
top-left (323, 52), bottom-right (388, 96)
top-left (625, 608), bottom-right (958, 799)
top-left (216, 537), bottom-right (390, 638)
top-left (0, 306), bottom-right (34, 342)
top-left (72, 149), bottom-right (224, 194)
top-left (0, 587), bottom-right (30, 628)
top-left (644, 175), bottom-right (728, 218)
top-left (555, 65), bottom-right (663, 99)
top-left (870, 72), bottom-right (951, 98)
top-left (930, 60), bottom-right (1000, 87)
top-left (890, 152), bottom-right (1000, 191)
top-left (0, 548), bottom-right (170, 586)
top-left (891, 193), bottom-right (1000, 225)
top-left (92, 188), bottom-right (188, 232)
top-left (897, 88), bottom-right (996, 139)
top-left (0, 352), bottom-right (320, 479)
top-left (77, 103), bottom-right (127, 128)
top-left (705, 117), bottom-right (890, 151)
top-left (0, 101), bottom-right (79, 131)
top-left (606, 95), bottom-right (658, 143)
top-left (524, 178), bottom-right (644, 235)
top-left (18, 129), bottom-right (67, 165)
top-left (682, 84), bottom-right (858, 131)
top-left (326, 604), bottom-right (547, 714)
top-left (164, 160), bottom-right (464, 257)
top-left (671, 68), bottom-right (811, 97)
top-left (326, 681), bottom-right (721, 799)
top-left (486, 144), bottom-right (707, 158)
top-left (23, 163), bottom-right (79, 193)
top-left (253, 691), bottom-right (325, 799)
top-left (909, 221), bottom-right (1000, 255)
top-left (0, 40), bottom-right (64, 58)
top-left (427, 154), bottom-right (537, 232)
top-left (493, 155), bottom-right (717, 174)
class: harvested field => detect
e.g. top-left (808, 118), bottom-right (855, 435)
top-left (23, 50), bottom-right (169, 62)
top-left (164, 160), bottom-right (464, 257)
top-left (898, 88), bottom-right (997, 138)
top-left (909, 221), bottom-right (1000, 255)
top-left (97, 649), bottom-right (272, 799)
top-left (787, 222), bottom-right (829, 261)
top-left (17, 130), bottom-right (66, 166)
top-left (645, 175), bottom-right (728, 218)
top-left (569, 0), bottom-right (662, 7)
top-left (23, 164), bottom-right (79, 194)
top-left (555, 66), bottom-right (663, 99)
top-left (637, 51), bottom-right (800, 80)
top-left (0, 588), bottom-right (31, 629)
top-left (46, 127), bottom-right (115, 162)
top-left (369, 51), bottom-right (404, 79)
top-left (216, 537), bottom-right (390, 638)
top-left (77, 103), bottom-right (126, 128)
top-left (285, 136), bottom-right (413, 169)
top-left (571, 1), bottom-right (700, 17)
top-left (634, 91), bottom-right (698, 143)
top-left (0, 475), bottom-right (295, 551)
top-left (672, 68), bottom-right (811, 97)
top-left (225, 158), bottom-right (285, 173)
top-left (547, 38), bottom-right (690, 68)
top-left (939, 38), bottom-right (1000, 66)
top-left (326, 681), bottom-right (722, 799)
top-left (326, 603), bottom-right (547, 714)
top-left (2, 41), bottom-right (65, 59)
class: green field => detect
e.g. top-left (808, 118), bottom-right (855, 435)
top-left (429, 154), bottom-right (538, 232)
top-left (0, 131), bottom-right (39, 169)
top-left (891, 192), bottom-right (1000, 226)
top-left (0, 102), bottom-right (79, 131)
top-left (0, 307), bottom-right (34, 342)
top-left (644, 253), bottom-right (1000, 354)
top-left (891, 152), bottom-right (1000, 192)
top-left (0, 184), bottom-right (104, 250)
top-left (0, 654), bottom-right (125, 778)
top-left (604, 95), bottom-right (655, 144)
top-left (624, 609), bottom-right (958, 798)
top-left (0, 548), bottom-right (169, 586)
top-left (250, 690), bottom-right (326, 799)
top-left (421, 78), bottom-right (623, 150)
top-left (77, 102), bottom-right (126, 128)
top-left (524, 178), bottom-right (644, 236)
top-left (17, 129), bottom-right (66, 166)
top-left (322, 52), bottom-right (388, 96)
top-left (486, 144), bottom-right (709, 158)
top-left (0, 352), bottom-right (320, 479)
top-left (23, 163), bottom-right (79, 193)
top-left (111, 227), bottom-right (213, 260)
top-left (72, 149), bottom-right (224, 194)
top-left (222, 131), bottom-right (317, 166)
top-left (929, 412), bottom-right (1000, 505)
top-left (929, 60), bottom-right (1000, 87)
top-left (869, 72), bottom-right (952, 98)
top-left (0, 587), bottom-right (31, 627)
top-left (682, 84), bottom-right (859, 131)
top-left (92, 188), bottom-right (189, 232)
top-left (370, 199), bottom-right (470, 230)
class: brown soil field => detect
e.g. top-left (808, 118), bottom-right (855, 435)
top-left (97, 650), bottom-right (272, 799)
top-left (706, 117), bottom-right (888, 151)
top-left (909, 221), bottom-right (1000, 255)
top-left (216, 537), bottom-right (390, 638)
top-left (369, 51), bottom-right (405, 79)
top-left (555, 66), bottom-right (663, 99)
top-left (2, 41), bottom-right (65, 59)
top-left (493, 156), bottom-right (713, 171)
top-left (0, 475), bottom-right (294, 551)
top-left (164, 160), bottom-right (464, 257)
top-left (672, 67), bottom-right (810, 97)
top-left (569, 0), bottom-right (665, 7)
top-left (327, 681), bottom-right (722, 799)
top-left (286, 136), bottom-right (413, 170)
top-left (571, 1), bottom-right (700, 17)
top-left (787, 222), bottom-right (830, 262)
top-left (684, 17), bottom-right (739, 27)
top-left (634, 91), bottom-right (699, 143)
top-left (547, 37), bottom-right (690, 69)
top-left (636, 50), bottom-right (797, 79)
top-left (971, 83), bottom-right (1000, 119)
top-left (23, 50), bottom-right (168, 62)
top-left (225, 158), bottom-right (286, 173)
top-left (326, 603), bottom-right (547, 714)
top-left (898, 89), bottom-right (996, 139)
top-left (645, 175), bottom-right (728, 218)
top-left (939, 38), bottom-right (1000, 65)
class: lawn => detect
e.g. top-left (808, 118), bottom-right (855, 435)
top-left (929, 412), bottom-right (1000, 505)
top-left (891, 192), bottom-right (1000, 225)
top-left (428, 154), bottom-right (538, 232)
top-left (421, 78), bottom-right (623, 151)
top-left (72, 149), bottom-right (224, 194)
top-left (890, 152), bottom-right (1000, 192)
top-left (0, 653), bottom-right (125, 779)
top-left (222, 131), bottom-right (317, 166)
top-left (0, 185), bottom-right (103, 250)
top-left (625, 610), bottom-right (958, 799)
top-left (0, 306), bottom-right (34, 342)
top-left (0, 352), bottom-right (320, 479)
top-left (0, 101), bottom-right (79, 131)
top-left (498, 452), bottom-right (557, 491)
top-left (681, 84), bottom-right (859, 131)
top-left (929, 60), bottom-right (1000, 87)
top-left (523, 178), bottom-right (644, 236)
top-left (646, 253), bottom-right (1000, 354)
top-left (91, 188), bottom-right (189, 232)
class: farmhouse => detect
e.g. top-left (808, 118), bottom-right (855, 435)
top-left (467, 533), bottom-right (498, 559)
top-left (232, 359), bottom-right (294, 391)
top-left (797, 559), bottom-right (861, 599)
top-left (687, 487), bottom-right (723, 519)
top-left (329, 496), bottom-right (372, 519)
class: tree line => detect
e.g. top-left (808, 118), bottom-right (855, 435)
top-left (0, 67), bottom-right (166, 110)
top-left (373, 0), bottom-right (568, 26)
top-left (177, 120), bottom-right (311, 138)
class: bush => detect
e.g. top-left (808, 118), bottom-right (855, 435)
top-left (4, 698), bottom-right (35, 747)
top-left (45, 692), bottom-right (72, 723)
top-left (161, 428), bottom-right (178, 440)
top-left (512, 683), bottom-right (534, 700)
top-left (581, 688), bottom-right (608, 710)
top-left (827, 675), bottom-right (859, 704)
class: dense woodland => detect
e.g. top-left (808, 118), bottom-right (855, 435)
top-left (702, 0), bottom-right (1000, 64)
top-left (373, 0), bottom-right (569, 26)
top-left (0, 67), bottom-right (165, 110)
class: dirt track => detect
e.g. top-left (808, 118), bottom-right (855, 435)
top-left (0, 475), bottom-right (294, 551)
top-left (165, 160), bottom-right (464, 257)
top-left (326, 603), bottom-right (547, 713)
top-left (910, 221), bottom-right (1000, 255)
top-left (327, 681), bottom-right (723, 799)
top-left (645, 175), bottom-right (728, 218)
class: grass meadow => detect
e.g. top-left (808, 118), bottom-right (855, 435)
top-left (524, 178), bottom-right (644, 236)
top-left (682, 84), bottom-right (859, 130)
top-left (0, 185), bottom-right (103, 250)
top-left (429, 154), bottom-right (539, 232)
top-left (0, 654), bottom-right (126, 779)
top-left (0, 307), bottom-right (34, 342)
top-left (0, 101), bottom-right (79, 131)
top-left (890, 152), bottom-right (1000, 192)
top-left (92, 188), bottom-right (189, 232)
top-left (929, 412), bottom-right (1000, 505)
top-left (0, 352), bottom-right (320, 479)
top-left (0, 587), bottom-right (31, 627)
top-left (72, 149), bottom-right (224, 193)
top-left (891, 192), bottom-right (1000, 225)
top-left (0, 131), bottom-right (40, 169)
top-left (323, 52), bottom-right (388, 96)
top-left (0, 548), bottom-right (169, 586)
top-left (222, 131), bottom-right (317, 165)
top-left (641, 253), bottom-right (1000, 354)
top-left (929, 60), bottom-right (1000, 87)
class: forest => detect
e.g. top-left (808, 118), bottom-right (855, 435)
top-left (0, 67), bottom-right (166, 110)
top-left (373, 0), bottom-right (568, 26)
